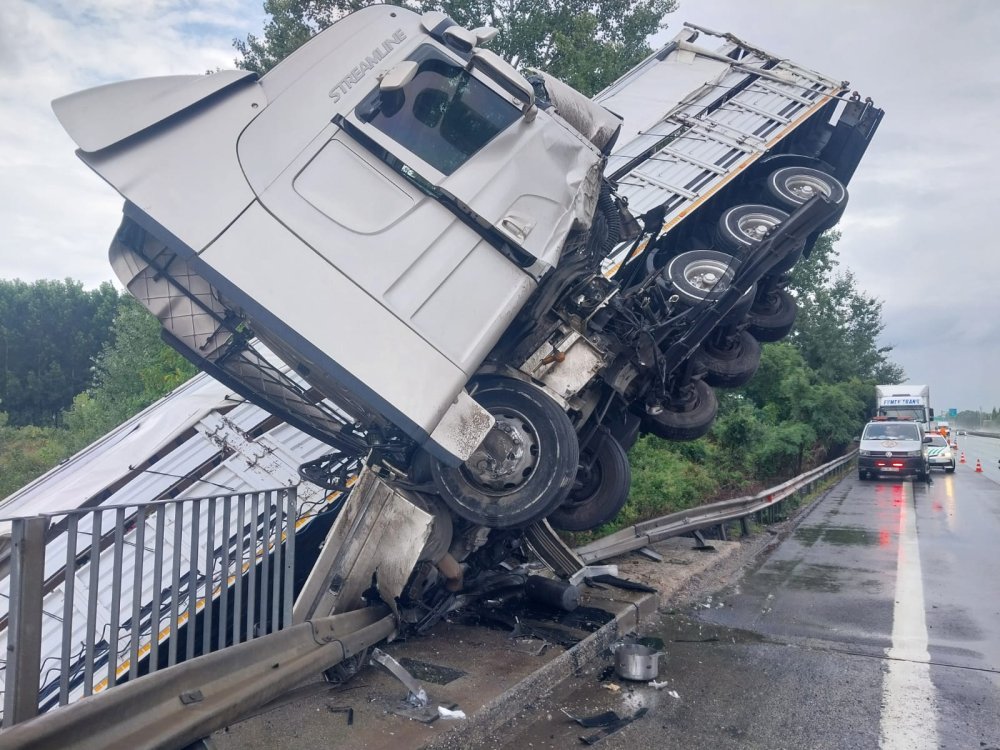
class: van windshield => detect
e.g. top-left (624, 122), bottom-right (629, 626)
top-left (863, 423), bottom-right (920, 441)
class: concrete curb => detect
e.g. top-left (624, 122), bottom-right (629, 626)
top-left (423, 588), bottom-right (660, 750)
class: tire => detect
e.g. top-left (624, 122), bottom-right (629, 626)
top-left (696, 330), bottom-right (762, 389)
top-left (764, 166), bottom-right (847, 211)
top-left (430, 377), bottom-right (579, 529)
top-left (662, 249), bottom-right (753, 311)
top-left (642, 379), bottom-right (718, 441)
top-left (548, 430), bottom-right (631, 532)
top-left (715, 204), bottom-right (805, 274)
top-left (858, 470), bottom-right (867, 481)
top-left (747, 288), bottom-right (797, 342)
top-left (945, 463), bottom-right (955, 473)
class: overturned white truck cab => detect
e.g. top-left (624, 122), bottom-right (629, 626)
top-left (54, 7), bottom-right (882, 534)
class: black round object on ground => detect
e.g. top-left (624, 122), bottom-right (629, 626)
top-left (430, 377), bottom-right (579, 529)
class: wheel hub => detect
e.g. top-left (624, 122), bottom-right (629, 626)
top-left (685, 260), bottom-right (732, 292)
top-left (785, 175), bottom-right (831, 201)
top-left (737, 212), bottom-right (781, 241)
top-left (463, 413), bottom-right (537, 490)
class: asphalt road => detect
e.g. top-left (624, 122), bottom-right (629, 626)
top-left (497, 448), bottom-right (1000, 749)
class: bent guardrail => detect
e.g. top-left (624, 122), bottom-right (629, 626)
top-left (0, 489), bottom-right (298, 727)
top-left (574, 451), bottom-right (857, 564)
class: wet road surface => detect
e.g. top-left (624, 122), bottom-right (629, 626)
top-left (496, 448), bottom-right (1000, 749)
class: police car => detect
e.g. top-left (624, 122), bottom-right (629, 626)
top-left (858, 417), bottom-right (930, 481)
top-left (925, 433), bottom-right (956, 472)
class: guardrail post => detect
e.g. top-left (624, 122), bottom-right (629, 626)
top-left (3, 516), bottom-right (47, 727)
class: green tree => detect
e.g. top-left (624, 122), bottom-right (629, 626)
top-left (788, 233), bottom-right (905, 384)
top-left (58, 296), bottom-right (197, 453)
top-left (0, 279), bottom-right (119, 426)
top-left (235, 0), bottom-right (676, 95)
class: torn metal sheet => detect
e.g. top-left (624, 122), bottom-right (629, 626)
top-left (293, 468), bottom-right (432, 622)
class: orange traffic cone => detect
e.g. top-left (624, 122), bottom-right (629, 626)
top-left (960, 452), bottom-right (966, 464)
top-left (975, 459), bottom-right (983, 473)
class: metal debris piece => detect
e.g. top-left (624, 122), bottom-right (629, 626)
top-left (370, 648), bottom-right (427, 707)
top-left (511, 636), bottom-right (549, 656)
top-left (569, 564), bottom-right (619, 586)
top-left (637, 546), bottom-right (663, 562)
top-left (587, 574), bottom-right (657, 593)
top-left (578, 707), bottom-right (649, 745)
top-left (562, 709), bottom-right (622, 729)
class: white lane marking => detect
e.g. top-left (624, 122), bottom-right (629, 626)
top-left (879, 482), bottom-right (939, 749)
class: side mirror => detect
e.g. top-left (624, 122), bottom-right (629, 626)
top-left (379, 60), bottom-right (419, 92)
top-left (468, 48), bottom-right (536, 119)
top-left (853, 436), bottom-right (861, 442)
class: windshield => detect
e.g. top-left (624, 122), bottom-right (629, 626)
top-left (358, 47), bottom-right (520, 175)
top-left (927, 435), bottom-right (948, 447)
top-left (863, 422), bottom-right (921, 441)
top-left (878, 406), bottom-right (926, 422)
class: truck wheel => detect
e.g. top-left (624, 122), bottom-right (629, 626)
top-left (696, 330), bottom-right (761, 388)
top-left (945, 462), bottom-right (955, 473)
top-left (642, 379), bottom-right (718, 441)
top-left (715, 204), bottom-right (804, 274)
top-left (747, 288), bottom-right (797, 342)
top-left (662, 249), bottom-right (754, 314)
top-left (430, 377), bottom-right (579, 529)
top-left (858, 470), bottom-right (867, 480)
top-left (548, 430), bottom-right (631, 532)
top-left (765, 166), bottom-right (847, 210)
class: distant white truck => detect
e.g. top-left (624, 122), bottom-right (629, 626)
top-left (876, 384), bottom-right (933, 432)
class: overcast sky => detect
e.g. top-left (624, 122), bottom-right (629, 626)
top-left (1, 0), bottom-right (998, 415)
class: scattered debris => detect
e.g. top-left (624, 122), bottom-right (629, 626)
top-left (637, 547), bottom-right (663, 562)
top-left (437, 706), bottom-right (467, 720)
top-left (569, 565), bottom-right (619, 586)
top-left (370, 648), bottom-right (427, 707)
top-left (602, 683), bottom-right (621, 693)
top-left (561, 708), bottom-right (622, 729)
top-left (667, 690), bottom-right (680, 700)
top-left (649, 680), bottom-right (669, 690)
top-left (578, 707), bottom-right (649, 745)
top-left (587, 574), bottom-right (657, 593)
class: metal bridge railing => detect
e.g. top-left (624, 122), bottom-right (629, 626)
top-left (0, 488), bottom-right (297, 727)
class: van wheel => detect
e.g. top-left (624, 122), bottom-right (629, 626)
top-left (697, 330), bottom-right (761, 389)
top-left (642, 379), bottom-right (718, 441)
top-left (747, 288), bottom-right (797, 342)
top-left (430, 377), bottom-right (579, 529)
top-left (548, 430), bottom-right (631, 532)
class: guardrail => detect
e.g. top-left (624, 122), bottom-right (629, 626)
top-left (966, 431), bottom-right (1000, 440)
top-left (0, 449), bottom-right (858, 738)
top-left (0, 488), bottom-right (297, 727)
top-left (574, 450), bottom-right (857, 564)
